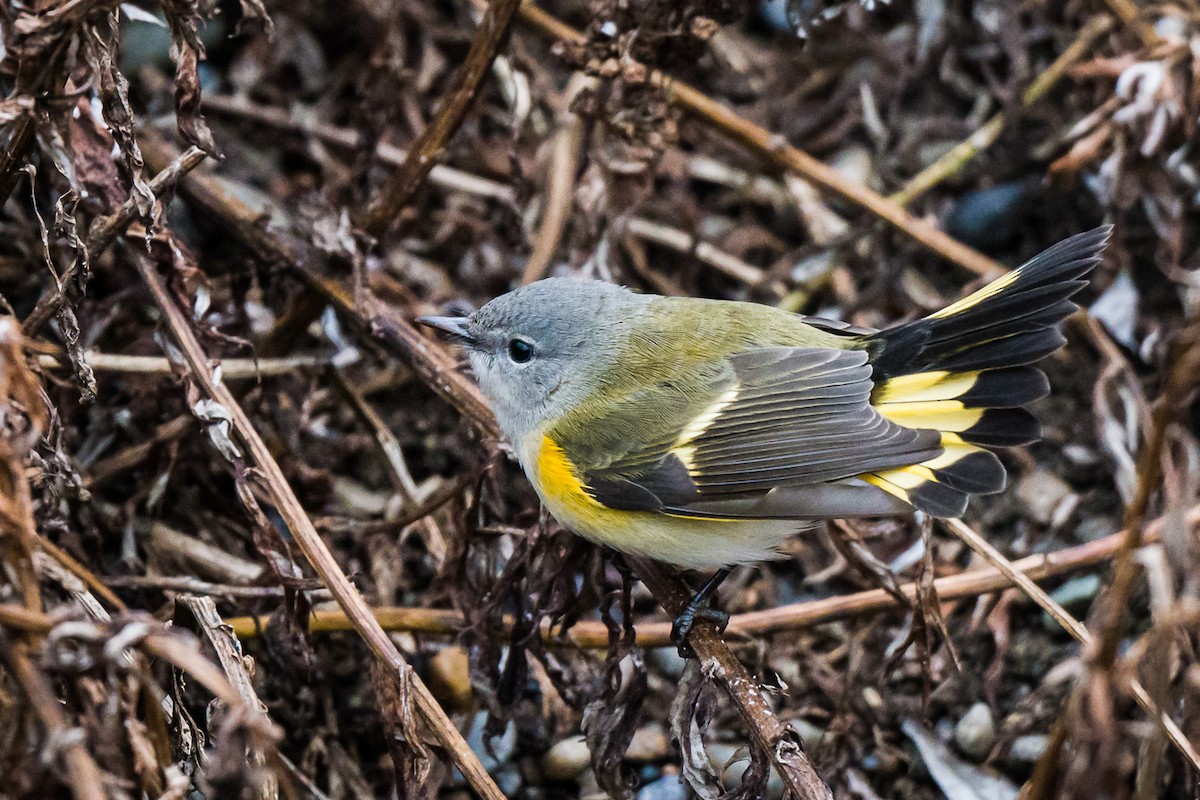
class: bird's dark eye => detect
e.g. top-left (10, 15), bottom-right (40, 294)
top-left (507, 339), bottom-right (534, 363)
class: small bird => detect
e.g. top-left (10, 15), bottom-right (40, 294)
top-left (419, 227), bottom-right (1108, 650)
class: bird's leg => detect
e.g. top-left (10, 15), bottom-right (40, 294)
top-left (671, 567), bottom-right (732, 658)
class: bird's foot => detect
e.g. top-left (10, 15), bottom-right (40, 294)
top-left (670, 599), bottom-right (729, 659)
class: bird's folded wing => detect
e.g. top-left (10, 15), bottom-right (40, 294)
top-left (562, 346), bottom-right (943, 514)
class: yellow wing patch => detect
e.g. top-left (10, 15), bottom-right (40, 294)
top-left (926, 268), bottom-right (1020, 320)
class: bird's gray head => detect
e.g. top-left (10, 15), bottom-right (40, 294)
top-left (418, 278), bottom-right (645, 443)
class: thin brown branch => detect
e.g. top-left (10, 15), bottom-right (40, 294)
top-left (1099, 0), bottom-right (1162, 48)
top-left (199, 96), bottom-right (516, 203)
top-left (126, 249), bottom-right (505, 800)
top-left (21, 146), bottom-right (207, 336)
top-left (181, 595), bottom-right (278, 800)
top-left (633, 556), bottom-right (833, 800)
top-left (34, 535), bottom-right (126, 611)
top-left (355, 0), bottom-right (522, 237)
top-left (225, 503), bottom-right (1196, 646)
top-left (34, 349), bottom-right (331, 378)
top-left (522, 74), bottom-right (589, 283)
top-left (512, 2), bottom-right (1005, 278)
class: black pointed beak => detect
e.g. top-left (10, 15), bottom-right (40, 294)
top-left (416, 315), bottom-right (474, 344)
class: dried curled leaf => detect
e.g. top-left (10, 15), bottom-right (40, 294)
top-left (669, 660), bottom-right (722, 800)
top-left (88, 13), bottom-right (155, 216)
top-left (162, 0), bottom-right (221, 157)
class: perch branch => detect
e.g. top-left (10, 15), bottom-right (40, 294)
top-left (224, 502), bottom-right (1195, 646)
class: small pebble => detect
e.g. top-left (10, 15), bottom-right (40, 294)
top-left (1050, 574), bottom-right (1101, 609)
top-left (543, 735), bottom-right (590, 782)
top-left (1016, 468), bottom-right (1075, 525)
top-left (627, 724), bottom-right (669, 762)
top-left (943, 181), bottom-right (1032, 250)
top-left (647, 647), bottom-right (686, 680)
top-left (1007, 734), bottom-right (1049, 764)
top-left (1043, 575), bottom-right (1102, 631)
top-left (466, 712), bottom-right (515, 772)
top-left (954, 702), bottom-right (997, 762)
top-left (636, 773), bottom-right (688, 800)
top-left (494, 764), bottom-right (521, 796)
top-left (428, 646), bottom-right (473, 712)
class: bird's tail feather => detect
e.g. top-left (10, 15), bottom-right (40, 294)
top-left (858, 226), bottom-right (1110, 517)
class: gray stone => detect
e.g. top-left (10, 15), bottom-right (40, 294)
top-left (954, 702), bottom-right (997, 761)
top-left (637, 773), bottom-right (689, 800)
top-left (543, 735), bottom-right (590, 782)
top-left (1007, 734), bottom-right (1049, 763)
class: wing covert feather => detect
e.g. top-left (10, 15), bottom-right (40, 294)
top-left (564, 346), bottom-right (942, 513)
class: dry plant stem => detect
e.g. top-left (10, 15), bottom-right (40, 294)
top-left (22, 146), bottom-right (207, 336)
top-left (622, 216), bottom-right (771, 287)
top-left (0, 630), bottom-right (107, 800)
top-left (0, 119), bottom-right (35, 209)
top-left (1091, 325), bottom-right (1200, 671)
top-left (85, 414), bottom-right (192, 487)
top-left (632, 556), bottom-right (834, 800)
top-left (182, 595), bottom-right (278, 800)
top-left (1100, 0), bottom-right (1161, 48)
top-left (226, 504), bottom-right (1196, 645)
top-left (356, 0), bottom-right (522, 236)
top-left (129, 252), bottom-right (506, 800)
top-left (198, 97), bottom-right (516, 203)
top-left (35, 535), bottom-right (126, 611)
top-left (521, 75), bottom-right (588, 284)
top-left (513, 3), bottom-right (1004, 279)
top-left (35, 350), bottom-right (331, 378)
top-left (942, 518), bottom-right (1200, 770)
top-left (888, 15), bottom-right (1115, 207)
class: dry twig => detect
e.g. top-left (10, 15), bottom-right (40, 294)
top-left (355, 0), bottom-right (522, 236)
top-left (127, 248), bottom-right (506, 800)
top-left (511, 2), bottom-right (1005, 278)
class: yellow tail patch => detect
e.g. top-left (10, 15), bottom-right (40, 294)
top-left (926, 268), bottom-right (1020, 320)
top-left (875, 401), bottom-right (984, 432)
top-left (873, 370), bottom-right (981, 404)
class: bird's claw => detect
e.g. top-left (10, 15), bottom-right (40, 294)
top-left (670, 601), bottom-right (729, 659)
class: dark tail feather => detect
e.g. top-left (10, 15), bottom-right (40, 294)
top-left (860, 226), bottom-right (1109, 517)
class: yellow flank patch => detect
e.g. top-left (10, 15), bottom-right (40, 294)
top-left (875, 371), bottom-right (980, 404)
top-left (536, 436), bottom-right (614, 526)
top-left (927, 268), bottom-right (1020, 320)
top-left (876, 400), bottom-right (984, 431)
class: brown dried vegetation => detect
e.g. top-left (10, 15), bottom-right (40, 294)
top-left (1, 1), bottom-right (1199, 799)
